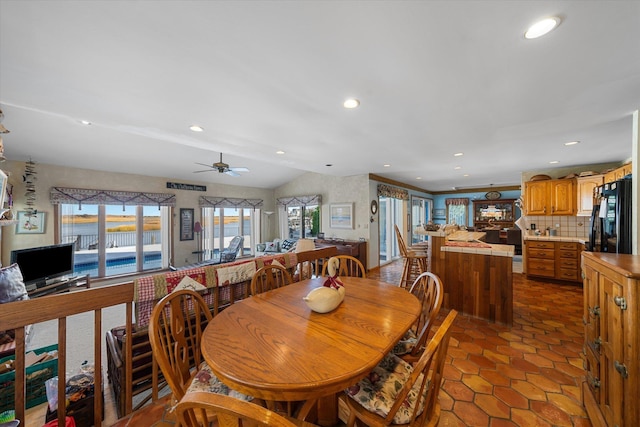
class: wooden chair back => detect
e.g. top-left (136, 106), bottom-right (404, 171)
top-left (346, 310), bottom-right (458, 427)
top-left (321, 255), bottom-right (366, 278)
top-left (404, 272), bottom-right (443, 363)
top-left (176, 391), bottom-right (299, 427)
top-left (148, 289), bottom-right (213, 402)
top-left (394, 224), bottom-right (409, 257)
top-left (251, 264), bottom-right (293, 296)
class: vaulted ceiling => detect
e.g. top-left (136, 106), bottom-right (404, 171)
top-left (1, 1), bottom-right (638, 192)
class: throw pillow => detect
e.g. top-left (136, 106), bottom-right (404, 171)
top-left (0, 263), bottom-right (29, 304)
top-left (264, 241), bottom-right (278, 252)
top-left (281, 239), bottom-right (296, 251)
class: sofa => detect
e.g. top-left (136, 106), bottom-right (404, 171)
top-left (105, 247), bottom-right (336, 418)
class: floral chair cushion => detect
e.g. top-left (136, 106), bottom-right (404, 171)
top-left (392, 328), bottom-right (418, 355)
top-left (346, 353), bottom-right (428, 424)
top-left (185, 362), bottom-right (254, 402)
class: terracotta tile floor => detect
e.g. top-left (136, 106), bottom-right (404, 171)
top-left (110, 259), bottom-right (592, 426)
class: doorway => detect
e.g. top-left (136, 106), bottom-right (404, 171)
top-left (379, 196), bottom-right (404, 265)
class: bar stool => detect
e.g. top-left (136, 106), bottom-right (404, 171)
top-left (394, 225), bottom-right (428, 289)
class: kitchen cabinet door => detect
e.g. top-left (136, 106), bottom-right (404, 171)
top-left (524, 181), bottom-right (549, 215)
top-left (577, 175), bottom-right (604, 216)
top-left (549, 179), bottom-right (576, 215)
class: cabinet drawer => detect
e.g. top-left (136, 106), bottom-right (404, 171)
top-left (527, 241), bottom-right (554, 249)
top-left (557, 242), bottom-right (578, 251)
top-left (557, 249), bottom-right (577, 258)
top-left (557, 268), bottom-right (579, 281)
top-left (528, 259), bottom-right (555, 277)
top-left (527, 248), bottom-right (555, 259)
top-left (557, 258), bottom-right (578, 268)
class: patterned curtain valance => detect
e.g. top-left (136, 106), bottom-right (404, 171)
top-left (199, 196), bottom-right (264, 209)
top-left (445, 198), bottom-right (469, 206)
top-left (277, 194), bottom-right (322, 207)
top-left (377, 184), bottom-right (409, 200)
top-left (50, 187), bottom-right (176, 209)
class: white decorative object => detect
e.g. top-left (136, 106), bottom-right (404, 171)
top-left (303, 285), bottom-right (346, 313)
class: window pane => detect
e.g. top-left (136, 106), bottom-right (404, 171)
top-left (105, 205), bottom-right (137, 276)
top-left (305, 205), bottom-right (319, 238)
top-left (288, 206), bottom-right (301, 239)
top-left (447, 205), bottom-right (467, 226)
top-left (143, 205), bottom-right (163, 270)
top-left (61, 203), bottom-right (99, 277)
top-left (242, 209), bottom-right (252, 255)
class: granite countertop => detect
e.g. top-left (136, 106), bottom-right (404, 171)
top-left (524, 235), bottom-right (587, 244)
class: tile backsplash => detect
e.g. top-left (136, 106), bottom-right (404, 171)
top-left (522, 216), bottom-right (589, 239)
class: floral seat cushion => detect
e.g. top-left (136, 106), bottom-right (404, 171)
top-left (185, 362), bottom-right (254, 402)
top-left (392, 328), bottom-right (418, 355)
top-left (346, 353), bottom-right (429, 424)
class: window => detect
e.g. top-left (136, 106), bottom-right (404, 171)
top-left (445, 198), bottom-right (469, 226)
top-left (201, 207), bottom-right (257, 261)
top-left (287, 204), bottom-right (319, 239)
top-left (59, 203), bottom-right (170, 278)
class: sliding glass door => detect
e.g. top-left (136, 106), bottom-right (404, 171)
top-left (379, 196), bottom-right (404, 265)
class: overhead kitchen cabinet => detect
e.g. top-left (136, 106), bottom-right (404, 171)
top-left (524, 178), bottom-right (576, 216)
top-left (577, 174), bottom-right (604, 216)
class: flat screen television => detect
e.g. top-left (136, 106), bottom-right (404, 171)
top-left (10, 243), bottom-right (75, 288)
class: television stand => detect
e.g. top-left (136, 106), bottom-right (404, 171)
top-left (27, 275), bottom-right (91, 298)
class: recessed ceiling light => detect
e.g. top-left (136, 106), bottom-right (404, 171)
top-left (189, 125), bottom-right (204, 132)
top-left (79, 120), bottom-right (92, 125)
top-left (525, 17), bottom-right (561, 39)
top-left (454, 166), bottom-right (461, 170)
top-left (416, 177), bottom-right (422, 180)
top-left (326, 164), bottom-right (333, 167)
top-left (463, 174), bottom-right (470, 177)
top-left (276, 150), bottom-right (285, 155)
top-left (383, 164), bottom-right (391, 168)
top-left (549, 160), bottom-right (560, 164)
top-left (343, 98), bottom-right (360, 109)
top-left (454, 152), bottom-right (464, 157)
top-left (565, 141), bottom-right (580, 146)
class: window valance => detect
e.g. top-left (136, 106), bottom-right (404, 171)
top-left (50, 187), bottom-right (176, 209)
top-left (377, 184), bottom-right (409, 200)
top-left (199, 196), bottom-right (264, 209)
top-left (276, 194), bottom-right (322, 207)
top-left (445, 198), bottom-right (469, 206)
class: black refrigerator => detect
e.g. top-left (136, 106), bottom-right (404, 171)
top-left (589, 178), bottom-right (632, 254)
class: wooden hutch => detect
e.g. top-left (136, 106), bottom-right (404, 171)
top-left (473, 199), bottom-right (516, 230)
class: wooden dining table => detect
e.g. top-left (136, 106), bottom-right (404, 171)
top-left (201, 276), bottom-right (421, 426)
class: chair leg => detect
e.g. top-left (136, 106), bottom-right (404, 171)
top-left (400, 257), bottom-right (413, 289)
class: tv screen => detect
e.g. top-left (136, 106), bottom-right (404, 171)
top-left (10, 243), bottom-right (75, 287)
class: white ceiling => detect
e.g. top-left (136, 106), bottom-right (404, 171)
top-left (1, 1), bottom-right (639, 192)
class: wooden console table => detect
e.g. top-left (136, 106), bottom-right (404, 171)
top-left (314, 239), bottom-right (367, 270)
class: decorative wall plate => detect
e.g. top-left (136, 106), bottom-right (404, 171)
top-left (370, 199), bottom-right (378, 214)
top-left (485, 191), bottom-right (501, 200)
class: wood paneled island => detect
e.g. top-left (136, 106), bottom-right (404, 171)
top-left (425, 230), bottom-right (514, 325)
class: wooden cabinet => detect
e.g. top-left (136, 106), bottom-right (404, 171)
top-left (526, 241), bottom-right (555, 278)
top-left (314, 239), bottom-right (367, 270)
top-left (604, 163), bottom-right (632, 184)
top-left (524, 179), bottom-right (576, 216)
top-left (526, 240), bottom-right (582, 282)
top-left (582, 252), bottom-right (640, 427)
top-left (577, 174), bottom-right (604, 216)
top-left (472, 199), bottom-right (515, 229)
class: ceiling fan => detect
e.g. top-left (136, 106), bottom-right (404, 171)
top-left (194, 153), bottom-right (249, 176)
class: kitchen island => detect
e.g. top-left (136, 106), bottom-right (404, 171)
top-left (424, 229), bottom-right (514, 325)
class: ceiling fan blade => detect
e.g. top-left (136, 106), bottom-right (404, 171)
top-left (195, 162), bottom-right (213, 168)
top-left (225, 170), bottom-right (240, 177)
top-left (229, 167), bottom-right (249, 172)
top-left (193, 169), bottom-right (215, 173)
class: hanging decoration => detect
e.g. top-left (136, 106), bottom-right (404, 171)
top-left (23, 159), bottom-right (37, 217)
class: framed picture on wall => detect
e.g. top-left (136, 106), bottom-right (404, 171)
top-left (330, 203), bottom-right (354, 229)
top-left (180, 208), bottom-right (194, 241)
top-left (15, 211), bottom-right (46, 234)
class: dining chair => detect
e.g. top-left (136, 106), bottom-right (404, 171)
top-left (176, 392), bottom-right (302, 427)
top-left (148, 289), bottom-right (254, 406)
top-left (345, 310), bottom-right (458, 427)
top-left (393, 272), bottom-right (443, 364)
top-left (251, 264), bottom-right (293, 296)
top-left (320, 255), bottom-right (366, 278)
top-left (394, 225), bottom-right (428, 289)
